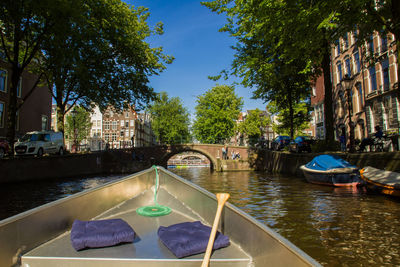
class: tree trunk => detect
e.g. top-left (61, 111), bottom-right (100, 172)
top-left (321, 36), bottom-right (335, 145)
top-left (6, 66), bottom-right (22, 157)
top-left (288, 89), bottom-right (294, 139)
top-left (56, 105), bottom-right (65, 134)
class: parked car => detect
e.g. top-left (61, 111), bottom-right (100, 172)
top-left (289, 136), bottom-right (314, 153)
top-left (271, 136), bottom-right (291, 151)
top-left (0, 139), bottom-right (10, 159)
top-left (14, 131), bottom-right (64, 157)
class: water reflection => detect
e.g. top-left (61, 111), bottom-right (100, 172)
top-left (171, 167), bottom-right (400, 266)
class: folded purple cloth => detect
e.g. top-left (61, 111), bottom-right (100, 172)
top-left (70, 219), bottom-right (135, 251)
top-left (158, 221), bottom-right (230, 258)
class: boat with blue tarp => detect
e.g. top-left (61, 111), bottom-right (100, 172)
top-left (300, 154), bottom-right (362, 187)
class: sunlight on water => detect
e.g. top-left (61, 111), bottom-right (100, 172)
top-left (170, 167), bottom-right (400, 266)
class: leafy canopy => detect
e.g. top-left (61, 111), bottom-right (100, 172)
top-left (268, 101), bottom-right (310, 137)
top-left (147, 92), bottom-right (191, 144)
top-left (64, 106), bottom-right (92, 145)
top-left (193, 85), bottom-right (243, 144)
top-left (238, 109), bottom-right (270, 144)
top-left (40, 0), bottom-right (173, 132)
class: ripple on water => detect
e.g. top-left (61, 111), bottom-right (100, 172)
top-left (171, 167), bottom-right (400, 266)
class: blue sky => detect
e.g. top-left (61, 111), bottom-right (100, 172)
top-left (126, 0), bottom-right (266, 118)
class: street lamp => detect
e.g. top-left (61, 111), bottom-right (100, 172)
top-left (341, 74), bottom-right (355, 153)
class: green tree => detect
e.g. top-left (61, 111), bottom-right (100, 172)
top-left (193, 85), bottom-right (243, 144)
top-left (147, 92), bottom-right (191, 144)
top-left (39, 0), bottom-right (173, 134)
top-left (202, 0), bottom-right (338, 145)
top-left (238, 109), bottom-right (270, 145)
top-left (64, 106), bottom-right (92, 149)
top-left (268, 101), bottom-right (311, 137)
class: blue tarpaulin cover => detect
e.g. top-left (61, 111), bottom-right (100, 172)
top-left (70, 219), bottom-right (135, 251)
top-left (305, 154), bottom-right (356, 171)
top-left (158, 221), bottom-right (230, 258)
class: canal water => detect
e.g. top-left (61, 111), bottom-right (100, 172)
top-left (170, 167), bottom-right (400, 266)
top-left (1, 168), bottom-right (400, 266)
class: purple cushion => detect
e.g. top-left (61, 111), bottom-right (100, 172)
top-left (158, 221), bottom-right (230, 258)
top-left (70, 219), bottom-right (135, 251)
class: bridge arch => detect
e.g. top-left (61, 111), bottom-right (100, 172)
top-left (160, 146), bottom-right (217, 170)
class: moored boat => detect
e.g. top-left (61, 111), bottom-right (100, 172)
top-left (300, 154), bottom-right (361, 187)
top-left (360, 166), bottom-right (400, 197)
top-left (0, 166), bottom-right (321, 267)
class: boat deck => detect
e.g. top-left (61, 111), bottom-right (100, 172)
top-left (22, 188), bottom-right (251, 267)
top-left (362, 166), bottom-right (400, 186)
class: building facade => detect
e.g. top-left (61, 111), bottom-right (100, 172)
top-left (330, 30), bottom-right (398, 147)
top-left (0, 61), bottom-right (52, 139)
top-left (311, 75), bottom-right (326, 139)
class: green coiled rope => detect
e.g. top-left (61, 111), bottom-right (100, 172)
top-left (136, 166), bottom-right (172, 217)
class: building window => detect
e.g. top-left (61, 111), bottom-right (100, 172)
top-left (368, 106), bottom-right (374, 133)
top-left (335, 39), bottom-right (340, 56)
top-left (369, 66), bottom-right (377, 92)
top-left (380, 33), bottom-right (388, 53)
top-left (357, 83), bottom-right (363, 112)
top-left (120, 120), bottom-right (124, 127)
top-left (382, 58), bottom-right (389, 91)
top-left (17, 78), bottom-right (22, 97)
top-left (337, 62), bottom-right (343, 83)
top-left (0, 70), bottom-right (7, 92)
top-left (112, 121), bottom-right (117, 130)
top-left (120, 130), bottom-right (124, 137)
top-left (105, 133), bottom-right (109, 142)
top-left (343, 34), bottom-right (349, 50)
top-left (125, 121), bottom-right (129, 127)
top-left (353, 51), bottom-right (361, 73)
top-left (345, 56), bottom-right (351, 76)
top-left (125, 112), bottom-right (129, 118)
top-left (112, 133), bottom-right (117, 141)
top-left (97, 120), bottom-right (101, 127)
top-left (368, 35), bottom-right (374, 55)
top-left (0, 102), bottom-right (4, 128)
top-left (41, 115), bottom-right (48, 131)
top-left (130, 120), bottom-right (134, 127)
top-left (130, 129), bottom-right (134, 137)
top-left (104, 121), bottom-right (110, 130)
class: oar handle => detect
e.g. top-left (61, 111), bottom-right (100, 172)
top-left (201, 193), bottom-right (230, 267)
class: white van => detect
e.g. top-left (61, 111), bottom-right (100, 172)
top-left (15, 131), bottom-right (65, 156)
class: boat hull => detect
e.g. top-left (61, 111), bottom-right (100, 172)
top-left (0, 167), bottom-right (321, 267)
top-left (301, 166), bottom-right (361, 187)
top-left (360, 166), bottom-right (400, 197)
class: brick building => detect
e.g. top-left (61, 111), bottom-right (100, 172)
top-left (331, 30), bottom-right (398, 146)
top-left (310, 75), bottom-right (326, 139)
top-left (0, 61), bottom-right (52, 139)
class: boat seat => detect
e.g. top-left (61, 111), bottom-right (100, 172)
top-left (22, 189), bottom-right (251, 267)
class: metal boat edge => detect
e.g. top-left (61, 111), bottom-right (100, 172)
top-left (0, 166), bottom-right (321, 267)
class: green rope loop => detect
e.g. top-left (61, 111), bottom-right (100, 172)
top-left (136, 165), bottom-right (171, 217)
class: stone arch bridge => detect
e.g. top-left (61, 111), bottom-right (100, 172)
top-left (128, 144), bottom-right (251, 170)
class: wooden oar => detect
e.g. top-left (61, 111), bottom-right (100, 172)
top-left (201, 193), bottom-right (230, 267)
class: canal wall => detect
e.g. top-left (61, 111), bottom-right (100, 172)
top-left (252, 150), bottom-right (400, 176)
top-left (216, 158), bottom-right (252, 171)
top-left (0, 151), bottom-right (150, 184)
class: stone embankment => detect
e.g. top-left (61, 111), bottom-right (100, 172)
top-left (0, 151), bottom-right (150, 184)
top-left (251, 150), bottom-right (400, 176)
top-left (2, 149), bottom-right (400, 183)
